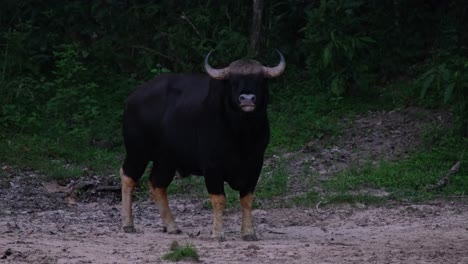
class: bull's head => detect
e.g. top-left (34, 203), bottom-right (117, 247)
top-left (204, 50), bottom-right (286, 113)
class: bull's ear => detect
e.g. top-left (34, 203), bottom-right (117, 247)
top-left (262, 50), bottom-right (285, 78)
top-left (204, 50), bottom-right (229, 80)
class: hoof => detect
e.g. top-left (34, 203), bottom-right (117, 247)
top-left (242, 234), bottom-right (258, 241)
top-left (168, 228), bottom-right (182, 235)
top-left (214, 236), bottom-right (226, 242)
top-left (123, 226), bottom-right (136, 233)
top-left (163, 226), bottom-right (182, 234)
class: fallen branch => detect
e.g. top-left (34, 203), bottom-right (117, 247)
top-left (95, 185), bottom-right (121, 192)
top-left (72, 181), bottom-right (95, 191)
top-left (426, 161), bottom-right (461, 192)
top-left (328, 242), bottom-right (355, 247)
top-left (316, 200), bottom-right (333, 213)
top-left (266, 229), bottom-right (286, 235)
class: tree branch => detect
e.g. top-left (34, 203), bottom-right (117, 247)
top-left (426, 161), bottom-right (461, 192)
top-left (250, 0), bottom-right (264, 56)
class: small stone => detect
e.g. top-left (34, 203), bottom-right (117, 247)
top-left (247, 244), bottom-right (260, 250)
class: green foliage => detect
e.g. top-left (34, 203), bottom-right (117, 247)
top-left (163, 241), bottom-right (200, 262)
top-left (0, 133), bottom-right (120, 179)
top-left (268, 91), bottom-right (339, 152)
top-left (416, 53), bottom-right (468, 135)
top-left (257, 160), bottom-right (288, 199)
top-left (268, 84), bottom-right (390, 153)
top-left (291, 191), bottom-right (321, 207)
top-left (303, 0), bottom-right (376, 97)
top-left (1, 22), bottom-right (40, 130)
top-left (45, 44), bottom-right (100, 131)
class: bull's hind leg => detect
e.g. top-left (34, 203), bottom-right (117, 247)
top-left (120, 168), bottom-right (136, 233)
top-left (121, 157), bottom-right (149, 233)
top-left (148, 167), bottom-right (181, 234)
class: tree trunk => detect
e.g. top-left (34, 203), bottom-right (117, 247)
top-left (250, 0), bottom-right (264, 57)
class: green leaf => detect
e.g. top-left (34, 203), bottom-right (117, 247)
top-left (81, 51), bottom-right (89, 58)
top-left (360, 36), bottom-right (376, 43)
top-left (438, 63), bottom-right (449, 82)
top-left (323, 44), bottom-right (332, 67)
top-left (418, 69), bottom-right (433, 80)
top-left (330, 76), bottom-right (345, 96)
top-left (420, 74), bottom-right (435, 99)
top-left (444, 83), bottom-right (455, 103)
top-left (330, 31), bottom-right (336, 42)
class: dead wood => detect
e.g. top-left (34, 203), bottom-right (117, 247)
top-left (95, 185), bottom-right (121, 192)
top-left (267, 229), bottom-right (286, 235)
top-left (426, 161), bottom-right (461, 192)
top-left (316, 200), bottom-right (333, 214)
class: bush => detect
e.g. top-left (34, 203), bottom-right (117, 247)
top-left (302, 0), bottom-right (376, 97)
top-left (416, 52), bottom-right (468, 135)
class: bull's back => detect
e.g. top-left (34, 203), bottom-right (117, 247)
top-left (123, 73), bottom-right (212, 166)
top-left (125, 73), bottom-right (209, 123)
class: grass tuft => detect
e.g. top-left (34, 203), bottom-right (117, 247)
top-left (162, 241), bottom-right (200, 262)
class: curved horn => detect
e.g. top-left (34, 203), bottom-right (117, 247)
top-left (262, 49), bottom-right (286, 78)
top-left (204, 50), bottom-right (229, 80)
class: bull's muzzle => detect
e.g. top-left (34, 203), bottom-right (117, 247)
top-left (239, 94), bottom-right (256, 112)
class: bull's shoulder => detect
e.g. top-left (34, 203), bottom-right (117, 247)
top-left (126, 74), bottom-right (210, 105)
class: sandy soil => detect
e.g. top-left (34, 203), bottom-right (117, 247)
top-left (1, 107), bottom-right (467, 263)
top-left (1, 197), bottom-right (467, 264)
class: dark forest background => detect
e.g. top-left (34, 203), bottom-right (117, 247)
top-left (0, 1), bottom-right (467, 183)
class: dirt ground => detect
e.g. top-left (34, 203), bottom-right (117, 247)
top-left (1, 196), bottom-right (467, 264)
top-left (1, 107), bottom-right (467, 264)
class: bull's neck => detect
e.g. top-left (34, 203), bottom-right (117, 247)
top-left (226, 110), bottom-right (268, 138)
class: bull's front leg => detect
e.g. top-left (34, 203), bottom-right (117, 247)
top-left (204, 174), bottom-right (226, 241)
top-left (209, 194), bottom-right (226, 241)
top-left (240, 192), bottom-right (258, 241)
top-left (120, 168), bottom-right (136, 233)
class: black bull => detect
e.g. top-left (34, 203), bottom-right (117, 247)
top-left (120, 50), bottom-right (285, 241)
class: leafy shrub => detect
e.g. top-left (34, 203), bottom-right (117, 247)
top-left (416, 53), bottom-right (468, 135)
top-left (0, 22), bottom-right (38, 130)
top-left (45, 44), bottom-right (100, 128)
top-left (302, 0), bottom-right (376, 97)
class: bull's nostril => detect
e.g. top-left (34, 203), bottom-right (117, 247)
top-left (239, 94), bottom-right (256, 103)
